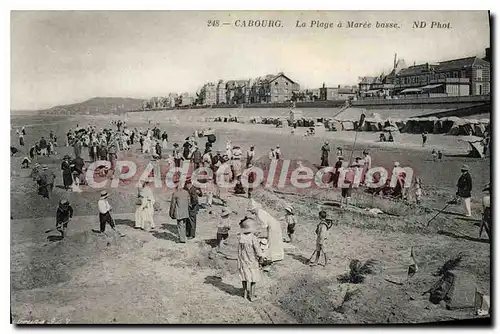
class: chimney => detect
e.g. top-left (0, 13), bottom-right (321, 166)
top-left (394, 53), bottom-right (397, 69)
top-left (338, 84), bottom-right (340, 89)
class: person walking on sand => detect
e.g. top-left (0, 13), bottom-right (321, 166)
top-left (19, 132), bottom-right (25, 147)
top-left (275, 145), bottom-right (281, 160)
top-left (414, 177), bottom-right (423, 205)
top-left (216, 207), bottom-right (232, 252)
top-left (139, 180), bottom-right (156, 230)
top-left (169, 182), bottom-right (191, 243)
top-left (39, 137), bottom-right (48, 156)
top-left (37, 165), bottom-right (56, 199)
top-left (185, 177), bottom-right (202, 239)
top-left (246, 145), bottom-right (255, 168)
top-left (173, 143), bottom-right (183, 168)
top-left (320, 141), bottom-right (330, 167)
top-left (55, 199), bottom-right (73, 239)
top-left (308, 210), bottom-right (333, 266)
top-left (456, 164), bottom-right (472, 217)
top-left (97, 190), bottom-right (116, 233)
top-left (284, 205), bottom-right (297, 243)
top-left (61, 155), bottom-right (73, 190)
top-left (422, 132), bottom-right (428, 147)
top-left (237, 216), bottom-right (263, 302)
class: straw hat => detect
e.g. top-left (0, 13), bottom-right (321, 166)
top-left (483, 183), bottom-right (490, 192)
top-left (221, 208), bottom-right (231, 217)
top-left (461, 164), bottom-right (469, 171)
top-left (285, 205), bottom-right (294, 214)
top-left (42, 165), bottom-right (48, 170)
top-left (240, 217), bottom-right (258, 233)
top-left (394, 161), bottom-right (400, 167)
top-left (100, 190), bottom-right (109, 199)
top-left (59, 198), bottom-right (69, 205)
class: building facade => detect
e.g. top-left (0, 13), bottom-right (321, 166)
top-left (216, 80), bottom-right (227, 104)
top-left (360, 52), bottom-right (490, 98)
top-left (202, 83), bottom-right (217, 106)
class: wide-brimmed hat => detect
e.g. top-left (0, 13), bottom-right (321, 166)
top-left (394, 161), bottom-right (400, 167)
top-left (59, 198), bottom-right (69, 205)
top-left (482, 183), bottom-right (490, 192)
top-left (221, 208), bottom-right (231, 217)
top-left (42, 164), bottom-right (48, 170)
top-left (100, 190), bottom-right (109, 199)
top-left (240, 217), bottom-right (258, 233)
top-left (461, 164), bottom-right (469, 171)
top-left (173, 143), bottom-right (179, 147)
top-left (63, 154), bottom-right (71, 160)
top-left (363, 150), bottom-right (368, 155)
top-left (285, 205), bottom-right (294, 214)
top-left (324, 141), bottom-right (329, 145)
top-left (276, 145), bottom-right (280, 148)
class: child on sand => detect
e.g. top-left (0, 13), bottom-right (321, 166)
top-left (431, 149), bottom-right (438, 162)
top-left (414, 178), bottom-right (423, 205)
top-left (216, 208), bottom-right (231, 252)
top-left (309, 210), bottom-right (333, 267)
top-left (237, 216), bottom-right (263, 301)
top-left (284, 205), bottom-right (297, 243)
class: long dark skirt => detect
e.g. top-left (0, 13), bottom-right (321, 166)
top-left (63, 172), bottom-right (73, 188)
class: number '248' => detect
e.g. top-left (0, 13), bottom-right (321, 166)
top-left (207, 20), bottom-right (220, 27)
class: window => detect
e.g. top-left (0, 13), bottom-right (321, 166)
top-left (476, 69), bottom-right (483, 80)
top-left (453, 72), bottom-right (458, 78)
top-left (461, 70), bottom-right (466, 78)
top-left (285, 82), bottom-right (289, 86)
top-left (274, 88), bottom-right (278, 94)
top-left (275, 82), bottom-right (278, 85)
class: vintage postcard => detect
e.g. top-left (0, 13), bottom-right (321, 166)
top-left (10, 10), bottom-right (491, 325)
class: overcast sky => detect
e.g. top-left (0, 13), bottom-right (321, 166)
top-left (11, 11), bottom-right (490, 110)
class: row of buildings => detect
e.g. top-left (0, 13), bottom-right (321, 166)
top-left (358, 48), bottom-right (491, 99)
top-left (142, 47), bottom-right (490, 109)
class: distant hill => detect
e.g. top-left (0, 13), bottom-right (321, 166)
top-left (40, 97), bottom-right (145, 115)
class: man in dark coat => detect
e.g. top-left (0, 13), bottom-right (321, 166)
top-left (191, 146), bottom-right (202, 169)
top-left (169, 183), bottom-right (191, 243)
top-left (185, 178), bottom-right (202, 239)
top-left (456, 164), bottom-right (472, 217)
top-left (320, 141), bottom-right (330, 167)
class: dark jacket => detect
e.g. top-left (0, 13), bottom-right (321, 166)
top-left (169, 188), bottom-right (190, 220)
top-left (457, 172), bottom-right (472, 198)
top-left (186, 185), bottom-right (202, 213)
top-left (192, 150), bottom-right (202, 163)
top-left (56, 205), bottom-right (74, 224)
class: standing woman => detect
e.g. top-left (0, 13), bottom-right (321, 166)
top-left (61, 155), bottom-right (73, 190)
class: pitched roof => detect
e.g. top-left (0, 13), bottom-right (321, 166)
top-left (397, 64), bottom-right (436, 76)
top-left (435, 57), bottom-right (477, 72)
top-left (268, 72), bottom-right (296, 84)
